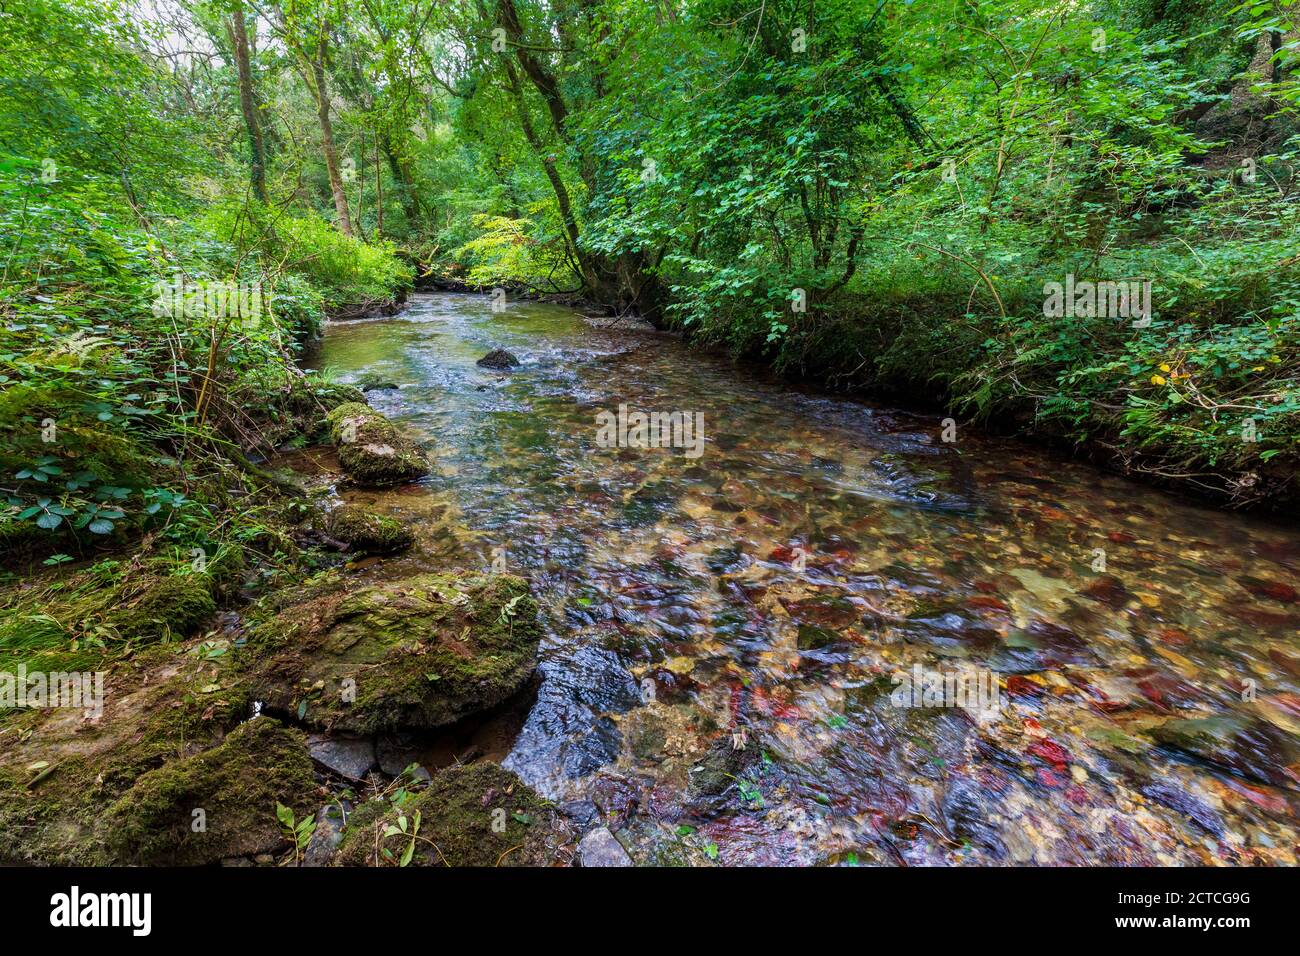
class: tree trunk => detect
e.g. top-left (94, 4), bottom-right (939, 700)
top-left (229, 3), bottom-right (267, 203)
top-left (374, 136), bottom-right (383, 239)
top-left (493, 4), bottom-right (667, 325)
top-left (380, 131), bottom-right (421, 227)
top-left (310, 41), bottom-right (354, 236)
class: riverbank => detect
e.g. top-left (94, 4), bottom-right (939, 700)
top-left (750, 276), bottom-right (1299, 516)
top-left (0, 343), bottom-right (579, 866)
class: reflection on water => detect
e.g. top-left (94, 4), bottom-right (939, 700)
top-left (307, 292), bottom-right (1299, 866)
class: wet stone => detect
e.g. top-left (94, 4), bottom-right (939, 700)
top-left (303, 802), bottom-right (349, 866)
top-left (686, 732), bottom-right (760, 814)
top-left (1150, 714), bottom-right (1295, 789)
top-left (564, 646), bottom-right (642, 713)
top-left (990, 619), bottom-right (1100, 673)
top-left (560, 799), bottom-right (600, 828)
top-left (706, 544), bottom-right (747, 574)
top-left (477, 348), bottom-right (520, 369)
top-left (1140, 783), bottom-right (1225, 837)
top-left (376, 731), bottom-right (424, 777)
top-left (564, 716), bottom-right (623, 779)
top-left (307, 734), bottom-right (376, 782)
top-left (578, 827), bottom-right (633, 867)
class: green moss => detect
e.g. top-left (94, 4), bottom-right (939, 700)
top-left (239, 571), bottom-right (541, 734)
top-left (232, 370), bottom-right (368, 447)
top-left (0, 559), bottom-right (217, 667)
top-left (327, 504), bottom-right (413, 555)
top-left (106, 573), bottom-right (216, 643)
top-left (0, 651), bottom-right (252, 864)
top-left (354, 372), bottom-right (398, 391)
top-left (336, 763), bottom-right (558, 867)
top-left (325, 402), bottom-right (429, 487)
top-left (66, 424), bottom-right (163, 489)
top-left (103, 717), bottom-right (317, 865)
top-left (290, 378), bottom-right (366, 414)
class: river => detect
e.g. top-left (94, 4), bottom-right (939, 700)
top-left (302, 291), bottom-right (1299, 866)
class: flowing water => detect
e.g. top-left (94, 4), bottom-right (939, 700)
top-left (304, 291), bottom-right (1299, 866)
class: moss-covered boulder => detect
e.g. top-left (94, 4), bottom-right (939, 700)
top-left (106, 573), bottom-right (217, 642)
top-left (294, 378), bottom-right (367, 414)
top-left (355, 371), bottom-right (399, 392)
top-left (235, 371), bottom-right (366, 446)
top-left (327, 505), bottom-right (413, 555)
top-left (239, 572), bottom-right (541, 734)
top-left (0, 648), bottom-right (252, 864)
top-left (336, 763), bottom-right (560, 866)
top-left (103, 717), bottom-right (317, 865)
top-left (326, 402), bottom-right (429, 487)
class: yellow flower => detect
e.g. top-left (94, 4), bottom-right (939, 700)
top-left (1158, 363), bottom-right (1171, 373)
top-left (1150, 374), bottom-right (1166, 385)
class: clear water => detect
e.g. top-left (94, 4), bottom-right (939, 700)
top-left (305, 291), bottom-right (1299, 866)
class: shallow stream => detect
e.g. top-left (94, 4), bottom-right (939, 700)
top-left (303, 291), bottom-right (1299, 865)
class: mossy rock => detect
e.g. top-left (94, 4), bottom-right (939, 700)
top-left (335, 763), bottom-right (560, 867)
top-left (327, 505), bottom-right (413, 555)
top-left (103, 717), bottom-right (317, 865)
top-left (289, 378), bottom-right (366, 414)
top-left (67, 426), bottom-right (165, 489)
top-left (106, 573), bottom-right (217, 643)
top-left (239, 571), bottom-right (541, 734)
top-left (0, 650), bottom-right (251, 864)
top-left (233, 371), bottom-right (366, 446)
top-left (325, 402), bottom-right (429, 487)
top-left (354, 371), bottom-right (399, 391)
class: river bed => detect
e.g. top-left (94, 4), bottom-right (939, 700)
top-left (303, 291), bottom-right (1300, 866)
